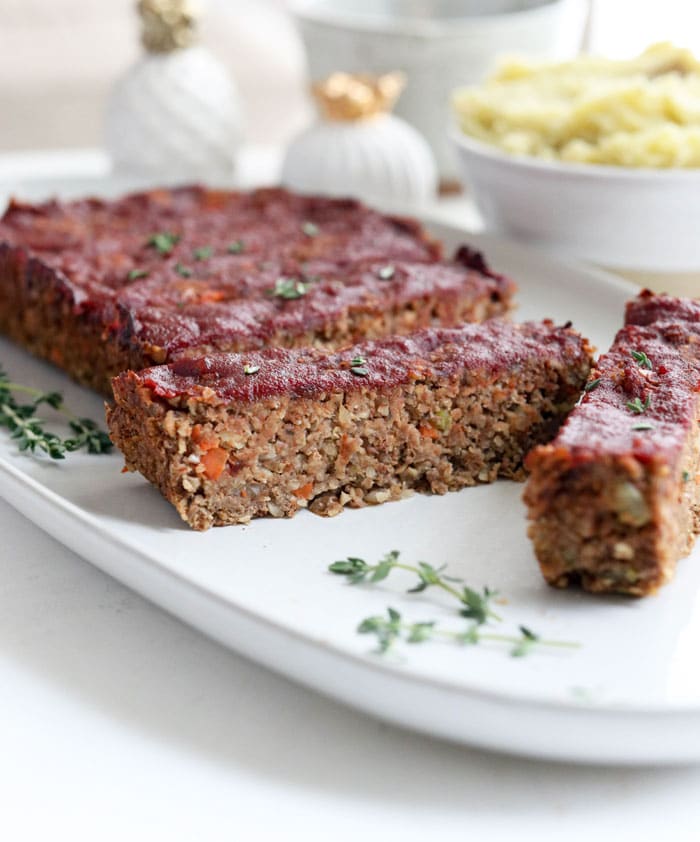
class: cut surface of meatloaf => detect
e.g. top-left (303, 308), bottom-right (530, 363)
top-left (0, 186), bottom-right (514, 395)
top-left (107, 320), bottom-right (592, 530)
top-left (524, 290), bottom-right (700, 597)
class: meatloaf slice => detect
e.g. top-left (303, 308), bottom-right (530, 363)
top-left (107, 320), bottom-right (592, 530)
top-left (524, 291), bottom-right (700, 597)
top-left (0, 186), bottom-right (514, 395)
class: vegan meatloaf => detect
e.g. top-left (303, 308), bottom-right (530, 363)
top-left (524, 290), bottom-right (700, 597)
top-left (0, 186), bottom-right (514, 395)
top-left (107, 319), bottom-right (592, 530)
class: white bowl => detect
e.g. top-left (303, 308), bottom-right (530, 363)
top-left (291, 0), bottom-right (588, 180)
top-left (452, 131), bottom-right (700, 273)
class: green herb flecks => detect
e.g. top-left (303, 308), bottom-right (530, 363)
top-left (175, 263), bottom-right (193, 278)
top-left (268, 276), bottom-right (310, 300)
top-left (683, 470), bottom-right (691, 483)
top-left (301, 221), bottom-right (319, 237)
top-left (127, 268), bottom-right (149, 280)
top-left (631, 350), bottom-right (653, 370)
top-left (0, 367), bottom-right (112, 459)
top-left (632, 422), bottom-right (654, 431)
top-left (627, 395), bottom-right (651, 414)
top-left (227, 240), bottom-right (245, 254)
top-left (584, 378), bottom-right (601, 392)
top-left (377, 265), bottom-right (395, 281)
top-left (243, 364), bottom-right (260, 375)
top-left (193, 246), bottom-right (213, 261)
top-left (146, 231), bottom-right (180, 256)
top-left (350, 355), bottom-right (369, 377)
top-left (329, 551), bottom-right (577, 659)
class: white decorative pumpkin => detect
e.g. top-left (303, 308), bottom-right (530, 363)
top-left (282, 72), bottom-right (437, 206)
top-left (105, 0), bottom-right (243, 180)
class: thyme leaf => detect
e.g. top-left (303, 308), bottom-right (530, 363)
top-left (146, 231), bottom-right (179, 256)
top-left (175, 263), bottom-right (193, 278)
top-left (350, 354), bottom-right (369, 377)
top-left (268, 277), bottom-right (310, 300)
top-left (227, 240), bottom-right (245, 254)
top-left (193, 246), bottom-right (213, 261)
top-left (626, 395), bottom-right (651, 414)
top-left (584, 378), bottom-right (601, 392)
top-left (631, 350), bottom-right (652, 370)
top-left (301, 221), bottom-right (319, 237)
top-left (127, 268), bottom-right (148, 280)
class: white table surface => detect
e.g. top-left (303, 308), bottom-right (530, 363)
top-left (2, 148), bottom-right (700, 842)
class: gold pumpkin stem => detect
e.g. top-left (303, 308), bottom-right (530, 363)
top-left (312, 72), bottom-right (406, 122)
top-left (138, 0), bottom-right (201, 54)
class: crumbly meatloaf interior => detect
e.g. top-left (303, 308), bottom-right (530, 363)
top-left (0, 188), bottom-right (514, 395)
top-left (524, 437), bottom-right (700, 596)
top-left (524, 302), bottom-right (700, 597)
top-left (108, 327), bottom-right (591, 530)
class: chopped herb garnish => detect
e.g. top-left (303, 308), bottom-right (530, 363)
top-left (632, 422), bottom-right (654, 431)
top-left (0, 367), bottom-right (112, 459)
top-left (627, 395), bottom-right (651, 414)
top-left (268, 276), bottom-right (310, 300)
top-left (175, 263), bottom-right (193, 278)
top-left (227, 240), bottom-right (245, 254)
top-left (127, 268), bottom-right (148, 280)
top-left (301, 221), bottom-right (319, 237)
top-left (193, 246), bottom-right (213, 261)
top-left (631, 350), bottom-right (653, 370)
top-left (146, 231), bottom-right (180, 255)
top-left (683, 470), bottom-right (691, 482)
top-left (350, 355), bottom-right (369, 376)
top-left (377, 265), bottom-right (395, 281)
top-left (584, 378), bottom-right (601, 392)
top-left (243, 364), bottom-right (260, 375)
top-left (329, 551), bottom-right (578, 658)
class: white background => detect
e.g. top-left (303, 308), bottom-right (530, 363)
top-left (2, 0), bottom-right (700, 150)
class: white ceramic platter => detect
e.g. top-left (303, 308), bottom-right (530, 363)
top-left (2, 213), bottom-right (700, 766)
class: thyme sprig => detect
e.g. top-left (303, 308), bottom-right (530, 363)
top-left (329, 551), bottom-right (577, 658)
top-left (0, 368), bottom-right (112, 459)
top-left (357, 608), bottom-right (563, 657)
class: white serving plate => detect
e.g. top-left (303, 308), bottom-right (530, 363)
top-left (2, 214), bottom-right (700, 766)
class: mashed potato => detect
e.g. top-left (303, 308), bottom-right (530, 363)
top-left (452, 43), bottom-right (700, 168)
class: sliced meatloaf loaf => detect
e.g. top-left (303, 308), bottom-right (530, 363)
top-left (107, 320), bottom-right (592, 530)
top-left (524, 291), bottom-right (700, 596)
top-left (0, 186), bottom-right (514, 395)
